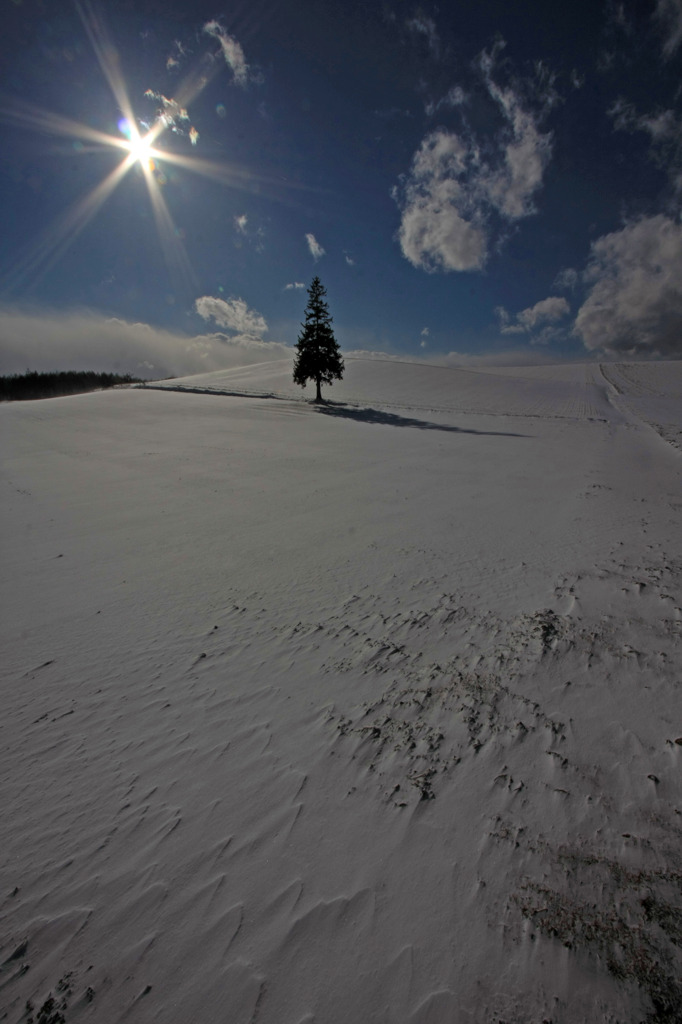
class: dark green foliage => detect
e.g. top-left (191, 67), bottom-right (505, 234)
top-left (0, 370), bottom-right (143, 402)
top-left (293, 276), bottom-right (344, 402)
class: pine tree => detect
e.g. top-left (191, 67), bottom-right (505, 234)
top-left (293, 276), bottom-right (344, 402)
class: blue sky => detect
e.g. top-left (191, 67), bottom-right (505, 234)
top-left (1, 0), bottom-right (681, 376)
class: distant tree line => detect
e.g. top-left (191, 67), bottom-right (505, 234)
top-left (0, 370), bottom-right (144, 402)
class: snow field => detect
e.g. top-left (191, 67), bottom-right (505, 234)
top-left (1, 359), bottom-right (681, 1023)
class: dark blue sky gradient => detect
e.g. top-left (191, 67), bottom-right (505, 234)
top-left (1, 0), bottom-right (681, 369)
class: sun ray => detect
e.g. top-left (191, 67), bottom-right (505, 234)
top-left (75, 0), bottom-right (140, 148)
top-left (139, 163), bottom-right (198, 295)
top-left (0, 95), bottom-right (133, 154)
top-left (0, 2), bottom-right (320, 299)
top-left (159, 150), bottom-right (326, 204)
top-left (1, 158), bottom-right (134, 293)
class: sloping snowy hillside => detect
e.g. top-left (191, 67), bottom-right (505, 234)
top-left (2, 358), bottom-right (681, 1023)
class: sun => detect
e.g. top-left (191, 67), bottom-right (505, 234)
top-left (127, 132), bottom-right (155, 168)
top-left (0, 2), bottom-right (305, 299)
top-left (118, 119), bottom-right (157, 170)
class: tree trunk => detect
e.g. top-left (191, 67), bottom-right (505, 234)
top-left (315, 376), bottom-right (322, 402)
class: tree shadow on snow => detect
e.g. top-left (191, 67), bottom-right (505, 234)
top-left (313, 402), bottom-right (528, 437)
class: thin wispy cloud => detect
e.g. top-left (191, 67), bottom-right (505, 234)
top-left (611, 99), bottom-right (682, 196)
top-left (195, 295), bottom-right (268, 337)
top-left (420, 327), bottom-right (429, 349)
top-left (165, 40), bottom-right (187, 72)
top-left (143, 90), bottom-right (199, 145)
top-left (406, 14), bottom-right (440, 56)
top-left (442, 348), bottom-right (568, 368)
top-left (394, 45), bottom-right (553, 273)
top-left (203, 21), bottom-right (250, 86)
top-left (305, 233), bottom-right (325, 260)
top-left (574, 215), bottom-right (682, 356)
top-left (655, 0), bottom-right (682, 58)
top-left (554, 267), bottom-right (579, 291)
top-left (231, 215), bottom-right (265, 252)
top-left (425, 86), bottom-right (467, 118)
top-left (285, 282), bottom-right (305, 290)
top-left (143, 91), bottom-right (189, 126)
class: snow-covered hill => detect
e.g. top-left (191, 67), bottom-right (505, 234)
top-left (2, 359), bottom-right (681, 1023)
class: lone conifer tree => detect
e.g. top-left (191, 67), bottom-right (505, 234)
top-left (293, 276), bottom-right (344, 402)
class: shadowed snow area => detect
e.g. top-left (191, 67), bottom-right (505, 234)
top-left (1, 358), bottom-right (681, 1023)
top-left (145, 355), bottom-right (621, 421)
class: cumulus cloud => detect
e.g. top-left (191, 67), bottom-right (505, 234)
top-left (574, 215), bottom-right (682, 355)
top-left (305, 233), bottom-right (325, 260)
top-left (655, 0), bottom-right (682, 57)
top-left (0, 307), bottom-right (290, 379)
top-left (498, 296), bottom-right (570, 335)
top-left (203, 21), bottom-right (250, 85)
top-left (479, 55), bottom-right (554, 220)
top-left (394, 50), bottom-right (553, 274)
top-left (234, 214), bottom-right (248, 234)
top-left (195, 296), bottom-right (267, 337)
top-left (395, 130), bottom-right (488, 272)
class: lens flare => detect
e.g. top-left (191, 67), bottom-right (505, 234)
top-left (0, 0), bottom-right (313, 299)
top-left (126, 131), bottom-right (155, 169)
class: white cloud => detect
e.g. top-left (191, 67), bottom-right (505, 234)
top-left (344, 253), bottom-right (356, 266)
top-left (499, 296), bottom-right (570, 335)
top-left (480, 64), bottom-right (553, 221)
top-left (234, 214), bottom-right (248, 234)
top-left (655, 0), bottom-right (682, 57)
top-left (0, 307), bottom-right (289, 379)
top-left (395, 130), bottom-right (488, 272)
top-left (285, 282), bottom-right (305, 290)
top-left (195, 296), bottom-right (268, 337)
top-left (203, 21), bottom-right (250, 85)
top-left (420, 326), bottom-right (429, 349)
top-left (574, 215), bottom-right (682, 355)
top-left (395, 51), bottom-right (553, 274)
top-left (305, 233), bottom-right (325, 260)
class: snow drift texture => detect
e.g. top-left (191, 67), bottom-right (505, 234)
top-left (2, 357), bottom-right (682, 1023)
